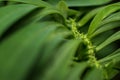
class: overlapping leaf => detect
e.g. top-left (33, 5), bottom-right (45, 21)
top-left (46, 0), bottom-right (111, 6)
top-left (0, 21), bottom-right (63, 80)
top-left (0, 4), bottom-right (37, 37)
top-left (88, 2), bottom-right (120, 37)
top-left (0, 0), bottom-right (119, 80)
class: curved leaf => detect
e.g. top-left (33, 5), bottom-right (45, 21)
top-left (83, 68), bottom-right (104, 80)
top-left (91, 21), bottom-right (120, 38)
top-left (66, 62), bottom-right (88, 80)
top-left (9, 0), bottom-right (51, 7)
top-left (46, 0), bottom-right (111, 6)
top-left (66, 0), bottom-right (111, 6)
top-left (35, 7), bottom-right (66, 22)
top-left (41, 40), bottom-right (81, 80)
top-left (99, 48), bottom-right (120, 63)
top-left (0, 21), bottom-right (62, 80)
top-left (88, 2), bottom-right (120, 36)
top-left (101, 11), bottom-right (120, 25)
top-left (78, 7), bottom-right (103, 27)
top-left (0, 4), bottom-right (37, 37)
top-left (96, 31), bottom-right (120, 51)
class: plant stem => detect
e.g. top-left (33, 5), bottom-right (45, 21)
top-left (70, 18), bottom-right (101, 68)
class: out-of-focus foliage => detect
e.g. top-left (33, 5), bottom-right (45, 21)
top-left (0, 0), bottom-right (119, 80)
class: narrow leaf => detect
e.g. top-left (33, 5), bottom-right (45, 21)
top-left (88, 2), bottom-right (120, 36)
top-left (96, 31), bottom-right (120, 51)
top-left (78, 7), bottom-right (103, 27)
top-left (9, 0), bottom-right (51, 7)
top-left (66, 62), bottom-right (88, 80)
top-left (0, 4), bottom-right (37, 37)
top-left (41, 40), bottom-right (81, 80)
top-left (91, 21), bottom-right (120, 38)
top-left (0, 21), bottom-right (62, 80)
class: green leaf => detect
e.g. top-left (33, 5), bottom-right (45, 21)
top-left (66, 62), bottom-right (88, 80)
top-left (57, 1), bottom-right (68, 18)
top-left (65, 0), bottom-right (111, 6)
top-left (0, 21), bottom-right (62, 80)
top-left (101, 11), bottom-right (120, 25)
top-left (36, 7), bottom-right (66, 22)
top-left (46, 0), bottom-right (111, 6)
top-left (8, 0), bottom-right (51, 7)
top-left (78, 7), bottom-right (103, 27)
top-left (39, 27), bottom-right (70, 68)
top-left (99, 49), bottom-right (120, 63)
top-left (96, 31), bottom-right (120, 51)
top-left (40, 40), bottom-right (81, 80)
top-left (91, 21), bottom-right (120, 38)
top-left (20, 6), bottom-right (66, 24)
top-left (83, 68), bottom-right (104, 80)
top-left (99, 49), bottom-right (120, 79)
top-left (88, 2), bottom-right (120, 36)
top-left (0, 0), bottom-right (120, 80)
top-left (0, 4), bottom-right (37, 37)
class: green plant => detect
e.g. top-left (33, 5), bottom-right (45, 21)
top-left (0, 0), bottom-right (120, 80)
